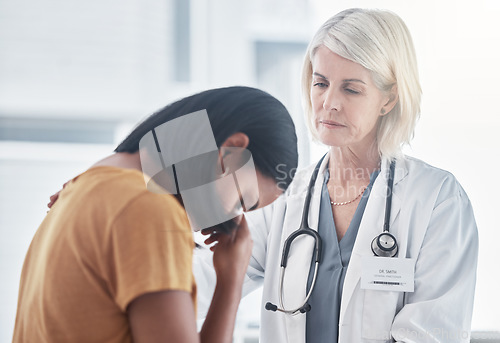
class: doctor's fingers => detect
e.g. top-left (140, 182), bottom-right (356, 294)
top-left (47, 191), bottom-right (61, 208)
top-left (47, 180), bottom-right (71, 208)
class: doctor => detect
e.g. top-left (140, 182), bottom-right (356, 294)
top-left (196, 8), bottom-right (478, 343)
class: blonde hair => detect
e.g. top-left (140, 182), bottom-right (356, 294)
top-left (301, 8), bottom-right (421, 160)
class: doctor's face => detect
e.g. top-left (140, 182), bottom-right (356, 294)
top-left (310, 45), bottom-right (390, 150)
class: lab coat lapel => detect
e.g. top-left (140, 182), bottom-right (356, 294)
top-left (281, 157), bottom-right (329, 343)
top-left (339, 158), bottom-right (408, 325)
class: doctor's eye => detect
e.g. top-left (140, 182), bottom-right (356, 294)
top-left (344, 88), bottom-right (360, 95)
top-left (313, 82), bottom-right (328, 88)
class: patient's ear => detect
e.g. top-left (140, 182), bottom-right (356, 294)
top-left (220, 132), bottom-right (249, 149)
top-left (219, 132), bottom-right (250, 175)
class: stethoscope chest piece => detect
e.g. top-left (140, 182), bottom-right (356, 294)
top-left (371, 232), bottom-right (398, 257)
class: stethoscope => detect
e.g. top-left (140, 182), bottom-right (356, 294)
top-left (265, 155), bottom-right (398, 315)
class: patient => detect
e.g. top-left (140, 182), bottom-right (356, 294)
top-left (12, 86), bottom-right (298, 343)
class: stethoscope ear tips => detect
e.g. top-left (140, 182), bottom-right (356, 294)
top-left (371, 232), bottom-right (398, 258)
top-left (299, 303), bottom-right (312, 313)
top-left (265, 302), bottom-right (278, 312)
top-left (265, 301), bottom-right (312, 314)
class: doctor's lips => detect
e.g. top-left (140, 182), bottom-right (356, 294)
top-left (319, 119), bottom-right (346, 128)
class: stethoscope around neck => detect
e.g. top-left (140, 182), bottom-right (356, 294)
top-left (265, 156), bottom-right (398, 315)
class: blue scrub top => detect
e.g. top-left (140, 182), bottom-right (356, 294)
top-left (305, 168), bottom-right (380, 342)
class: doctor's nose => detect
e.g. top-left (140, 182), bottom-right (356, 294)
top-left (322, 89), bottom-right (341, 112)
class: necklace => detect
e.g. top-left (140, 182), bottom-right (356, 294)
top-left (330, 186), bottom-right (367, 206)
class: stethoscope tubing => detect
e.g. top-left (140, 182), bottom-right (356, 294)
top-left (383, 160), bottom-right (396, 232)
top-left (267, 156), bottom-right (398, 315)
top-left (280, 228), bottom-right (322, 267)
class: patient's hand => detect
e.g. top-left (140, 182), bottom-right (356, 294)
top-left (201, 216), bottom-right (252, 285)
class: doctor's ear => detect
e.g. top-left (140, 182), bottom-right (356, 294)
top-left (381, 85), bottom-right (398, 116)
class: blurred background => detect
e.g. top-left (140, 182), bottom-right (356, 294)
top-left (1, 0), bottom-right (499, 342)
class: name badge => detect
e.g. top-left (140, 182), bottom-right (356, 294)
top-left (361, 256), bottom-right (415, 292)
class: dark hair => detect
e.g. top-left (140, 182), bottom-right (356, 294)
top-left (115, 86), bottom-right (298, 190)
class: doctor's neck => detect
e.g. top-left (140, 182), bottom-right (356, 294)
top-left (328, 145), bottom-right (380, 183)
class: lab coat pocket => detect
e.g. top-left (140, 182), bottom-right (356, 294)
top-left (362, 290), bottom-right (399, 341)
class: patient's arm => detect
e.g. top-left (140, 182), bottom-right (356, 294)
top-left (128, 218), bottom-right (253, 343)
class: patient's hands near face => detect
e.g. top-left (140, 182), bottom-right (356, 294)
top-left (202, 216), bottom-right (253, 285)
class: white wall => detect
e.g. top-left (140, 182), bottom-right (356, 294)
top-left (0, 0), bottom-right (173, 119)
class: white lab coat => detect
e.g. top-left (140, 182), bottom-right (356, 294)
top-left (194, 155), bottom-right (478, 343)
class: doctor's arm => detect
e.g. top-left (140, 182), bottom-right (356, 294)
top-left (391, 189), bottom-right (478, 342)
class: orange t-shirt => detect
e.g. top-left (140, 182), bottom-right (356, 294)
top-left (13, 166), bottom-right (196, 343)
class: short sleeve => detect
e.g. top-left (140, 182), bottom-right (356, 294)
top-left (105, 193), bottom-right (194, 311)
